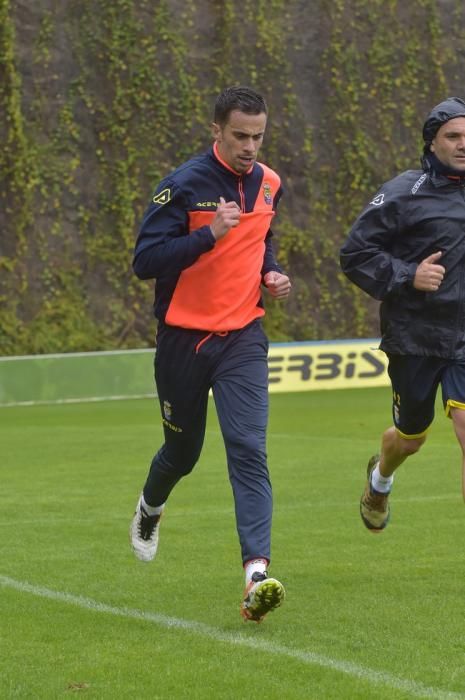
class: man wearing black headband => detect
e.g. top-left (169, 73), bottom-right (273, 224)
top-left (340, 97), bottom-right (465, 532)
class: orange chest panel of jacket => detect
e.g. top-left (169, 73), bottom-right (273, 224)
top-left (165, 164), bottom-right (280, 332)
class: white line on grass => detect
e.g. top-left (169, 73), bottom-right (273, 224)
top-left (0, 574), bottom-right (463, 700)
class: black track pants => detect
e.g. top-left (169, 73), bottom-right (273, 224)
top-left (142, 319), bottom-right (272, 564)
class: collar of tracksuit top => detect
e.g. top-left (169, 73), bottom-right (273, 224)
top-left (423, 152), bottom-right (465, 184)
top-left (163, 145), bottom-right (282, 332)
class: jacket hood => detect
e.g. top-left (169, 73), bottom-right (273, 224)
top-left (422, 97), bottom-right (465, 148)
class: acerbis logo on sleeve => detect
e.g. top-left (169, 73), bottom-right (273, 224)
top-left (370, 193), bottom-right (385, 206)
top-left (153, 188), bottom-right (171, 205)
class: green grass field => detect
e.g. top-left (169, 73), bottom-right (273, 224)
top-left (2, 388), bottom-right (465, 699)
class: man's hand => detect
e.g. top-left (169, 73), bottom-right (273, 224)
top-left (210, 196), bottom-right (241, 240)
top-left (413, 251), bottom-right (445, 292)
top-left (263, 271), bottom-right (291, 299)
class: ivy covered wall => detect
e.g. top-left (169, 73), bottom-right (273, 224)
top-left (1, 0), bottom-right (464, 354)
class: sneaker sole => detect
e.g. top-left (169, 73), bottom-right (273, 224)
top-left (241, 579), bottom-right (285, 622)
top-left (360, 505), bottom-right (390, 533)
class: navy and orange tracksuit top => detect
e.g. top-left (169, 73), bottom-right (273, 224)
top-left (133, 143), bottom-right (283, 332)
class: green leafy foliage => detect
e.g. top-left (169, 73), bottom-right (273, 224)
top-left (0, 0), bottom-right (463, 353)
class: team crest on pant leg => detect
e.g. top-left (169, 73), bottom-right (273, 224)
top-left (162, 400), bottom-right (183, 432)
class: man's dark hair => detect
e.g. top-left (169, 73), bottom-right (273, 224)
top-left (214, 86), bottom-right (267, 126)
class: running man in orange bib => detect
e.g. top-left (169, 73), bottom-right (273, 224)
top-left (130, 86), bottom-right (291, 622)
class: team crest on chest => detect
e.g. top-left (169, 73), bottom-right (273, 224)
top-left (263, 182), bottom-right (272, 205)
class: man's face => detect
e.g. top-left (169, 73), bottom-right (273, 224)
top-left (431, 117), bottom-right (465, 171)
top-left (212, 109), bottom-right (267, 174)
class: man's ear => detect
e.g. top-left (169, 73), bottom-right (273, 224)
top-left (211, 121), bottom-right (221, 141)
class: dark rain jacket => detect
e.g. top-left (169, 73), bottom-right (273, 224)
top-left (340, 166), bottom-right (465, 359)
top-left (133, 144), bottom-right (283, 332)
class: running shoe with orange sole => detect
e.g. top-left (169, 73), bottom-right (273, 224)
top-left (240, 572), bottom-right (285, 622)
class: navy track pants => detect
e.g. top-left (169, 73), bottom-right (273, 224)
top-left (142, 318), bottom-right (272, 565)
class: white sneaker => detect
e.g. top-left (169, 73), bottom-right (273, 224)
top-left (130, 495), bottom-right (163, 562)
top-left (240, 572), bottom-right (285, 622)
